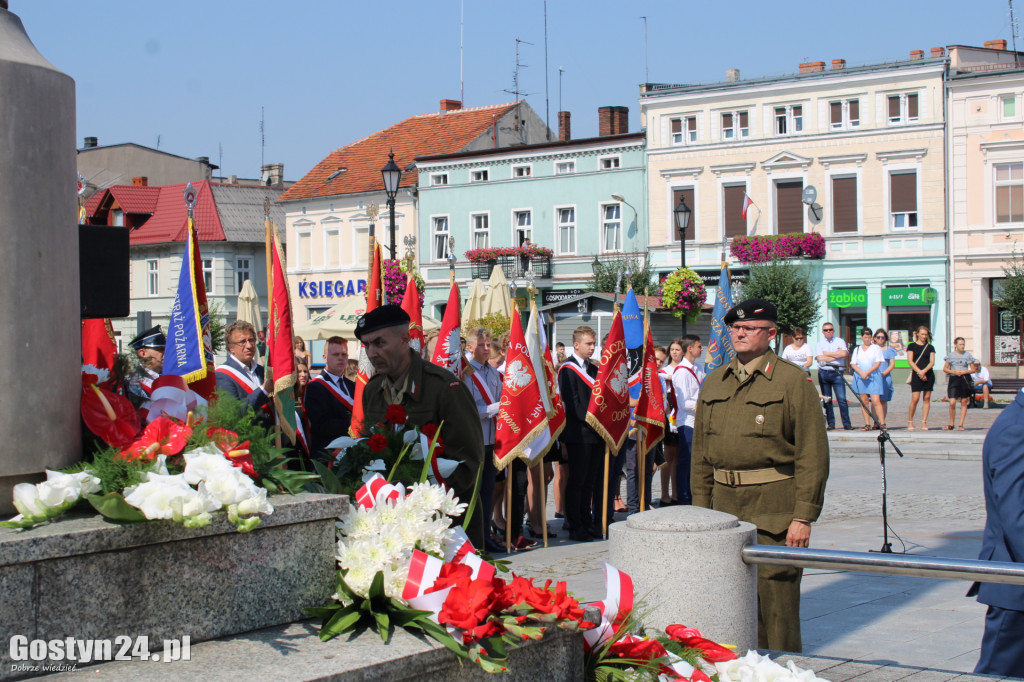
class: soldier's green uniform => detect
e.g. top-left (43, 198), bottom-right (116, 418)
top-left (362, 349), bottom-right (485, 547)
top-left (691, 349), bottom-right (829, 652)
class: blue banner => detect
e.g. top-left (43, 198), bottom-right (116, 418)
top-left (163, 219), bottom-right (208, 382)
top-left (705, 265), bottom-right (736, 374)
top-left (621, 289), bottom-right (644, 400)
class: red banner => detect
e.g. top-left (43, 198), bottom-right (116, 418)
top-left (401, 275), bottom-right (425, 357)
top-left (585, 311), bottom-right (631, 452)
top-left (81, 319), bottom-right (117, 371)
top-left (350, 243), bottom-right (383, 436)
top-left (431, 281), bottom-right (464, 378)
top-left (494, 308), bottom-right (549, 470)
top-left (634, 323), bottom-right (666, 458)
top-left (268, 223), bottom-right (297, 442)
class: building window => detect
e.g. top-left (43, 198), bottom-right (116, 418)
top-left (831, 176), bottom-right (858, 233)
top-left (1002, 94), bottom-right (1017, 120)
top-left (514, 210), bottom-right (532, 245)
top-left (671, 116), bottom-right (697, 144)
top-left (557, 207), bottom-right (576, 254)
top-left (112, 209), bottom-right (124, 227)
top-left (599, 156), bottom-right (621, 170)
top-left (555, 161), bottom-right (575, 175)
top-left (202, 258), bottom-right (214, 294)
top-left (889, 171), bottom-right (918, 230)
top-left (325, 228), bottom-right (340, 268)
top-left (602, 204), bottom-right (623, 253)
top-left (996, 162), bottom-right (1024, 223)
top-left (147, 259), bottom-right (158, 296)
top-left (471, 169), bottom-right (489, 182)
top-left (297, 231), bottom-right (312, 269)
top-left (236, 258), bottom-right (251, 293)
top-left (430, 173), bottom-right (448, 186)
top-left (887, 93), bottom-right (919, 125)
top-left (775, 180), bottom-right (804, 232)
top-left (721, 110), bottom-right (749, 139)
top-left (829, 99), bottom-right (860, 129)
top-left (723, 185), bottom-right (747, 239)
top-left (432, 216), bottom-right (450, 261)
top-left (512, 165), bottom-right (531, 178)
top-left (355, 225), bottom-right (369, 266)
top-left (471, 213), bottom-right (490, 249)
top-left (774, 105), bottom-right (803, 135)
top-left (672, 188), bottom-right (695, 241)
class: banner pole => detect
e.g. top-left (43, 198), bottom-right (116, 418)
top-left (539, 460), bottom-right (548, 547)
top-left (639, 432), bottom-right (646, 513)
top-left (506, 466), bottom-right (513, 552)
top-left (602, 445), bottom-right (610, 538)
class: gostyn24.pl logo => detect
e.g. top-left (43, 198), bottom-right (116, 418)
top-left (9, 635), bottom-right (190, 666)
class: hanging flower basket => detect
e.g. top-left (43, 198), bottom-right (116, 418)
top-left (660, 267), bottom-right (707, 323)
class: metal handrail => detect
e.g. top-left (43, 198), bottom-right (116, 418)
top-left (742, 545), bottom-right (1024, 586)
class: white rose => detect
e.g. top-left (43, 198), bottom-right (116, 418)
top-left (35, 471), bottom-right (86, 508)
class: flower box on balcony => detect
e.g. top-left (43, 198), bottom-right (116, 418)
top-left (729, 233), bottom-right (826, 264)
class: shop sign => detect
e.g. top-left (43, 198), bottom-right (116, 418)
top-left (999, 309), bottom-right (1019, 334)
top-left (542, 289), bottom-right (585, 306)
top-left (827, 288), bottom-right (867, 308)
top-left (881, 287), bottom-right (937, 307)
top-left (298, 279), bottom-right (367, 299)
top-left (693, 268), bottom-right (748, 286)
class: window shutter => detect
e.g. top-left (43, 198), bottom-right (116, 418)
top-left (849, 99), bottom-right (860, 123)
top-left (907, 93), bottom-right (919, 119)
top-left (671, 118), bottom-right (682, 134)
top-left (775, 180), bottom-right (804, 232)
top-left (888, 95), bottom-right (901, 120)
top-left (672, 188), bottom-right (696, 241)
top-left (830, 101), bottom-right (842, 126)
top-left (723, 185), bottom-right (747, 239)
top-left (890, 172), bottom-right (917, 212)
top-left (832, 176), bottom-right (858, 233)
top-left (739, 111), bottom-right (749, 129)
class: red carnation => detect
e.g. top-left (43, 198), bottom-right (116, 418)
top-left (665, 624), bottom-right (737, 662)
top-left (385, 404), bottom-right (407, 426)
top-left (368, 433), bottom-right (388, 453)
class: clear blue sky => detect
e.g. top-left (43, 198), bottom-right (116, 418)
top-left (13, 0), bottom-right (1019, 182)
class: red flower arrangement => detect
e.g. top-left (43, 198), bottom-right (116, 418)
top-left (368, 434), bottom-right (389, 453)
top-left (464, 245), bottom-right (553, 263)
top-left (385, 404), bottom-right (407, 426)
top-left (206, 427), bottom-right (257, 478)
top-left (729, 232), bottom-right (826, 263)
top-left (119, 416), bottom-right (193, 462)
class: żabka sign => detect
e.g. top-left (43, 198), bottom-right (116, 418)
top-left (298, 279), bottom-right (367, 298)
top-left (827, 288), bottom-right (867, 308)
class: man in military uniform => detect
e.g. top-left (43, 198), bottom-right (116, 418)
top-left (127, 325), bottom-right (166, 399)
top-left (356, 305), bottom-right (486, 548)
top-left (691, 299), bottom-right (828, 652)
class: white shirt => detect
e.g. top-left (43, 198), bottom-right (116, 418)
top-left (852, 343), bottom-right (884, 373)
top-left (781, 343), bottom-right (812, 369)
top-left (467, 359), bottom-right (501, 445)
top-left (814, 336), bottom-right (849, 370)
top-left (672, 358), bottom-right (704, 430)
top-left (971, 366), bottom-right (991, 384)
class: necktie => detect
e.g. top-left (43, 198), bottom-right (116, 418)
top-left (737, 367), bottom-right (749, 382)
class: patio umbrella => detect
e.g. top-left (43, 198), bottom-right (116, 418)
top-left (462, 278), bottom-right (487, 322)
top-left (294, 295), bottom-right (441, 341)
top-left (482, 266), bottom-right (512, 318)
top-left (236, 279), bottom-right (264, 359)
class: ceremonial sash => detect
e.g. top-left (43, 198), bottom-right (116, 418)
top-left (215, 365), bottom-right (271, 414)
top-left (559, 359), bottom-right (595, 388)
top-left (660, 367), bottom-right (676, 415)
top-left (294, 409), bottom-right (310, 457)
top-left (675, 363), bottom-right (703, 387)
top-left (470, 369), bottom-right (496, 405)
top-left (308, 375), bottom-right (354, 411)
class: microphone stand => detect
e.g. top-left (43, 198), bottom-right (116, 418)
top-left (840, 368), bottom-right (904, 553)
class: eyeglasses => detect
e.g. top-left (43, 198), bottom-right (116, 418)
top-left (230, 338), bottom-right (257, 347)
top-left (822, 328), bottom-right (835, 333)
top-left (793, 336), bottom-right (805, 340)
top-left (874, 335), bottom-right (886, 340)
top-left (729, 324), bottom-right (772, 334)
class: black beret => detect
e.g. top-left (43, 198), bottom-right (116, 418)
top-left (128, 325), bottom-right (166, 350)
top-left (354, 304), bottom-right (411, 341)
top-left (723, 298), bottom-right (777, 325)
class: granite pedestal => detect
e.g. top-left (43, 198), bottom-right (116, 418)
top-left (608, 506), bottom-right (757, 651)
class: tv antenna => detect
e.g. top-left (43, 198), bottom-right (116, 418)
top-left (1011, 0), bottom-right (1020, 66)
top-left (504, 38), bottom-right (535, 144)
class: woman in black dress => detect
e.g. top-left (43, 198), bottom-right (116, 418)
top-left (906, 325), bottom-right (936, 430)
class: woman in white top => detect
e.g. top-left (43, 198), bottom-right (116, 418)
top-left (781, 326), bottom-right (813, 373)
top-left (851, 327), bottom-right (885, 430)
top-left (657, 339), bottom-right (684, 506)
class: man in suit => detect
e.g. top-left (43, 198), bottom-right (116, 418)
top-left (557, 325), bottom-right (602, 543)
top-left (691, 299), bottom-right (829, 652)
top-left (215, 320), bottom-right (274, 428)
top-left (971, 387), bottom-right (1024, 675)
top-left (304, 336), bottom-right (356, 453)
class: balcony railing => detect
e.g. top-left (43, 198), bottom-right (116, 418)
top-left (470, 255), bottom-right (553, 280)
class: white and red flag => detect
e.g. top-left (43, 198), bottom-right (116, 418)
top-left (741, 192), bottom-right (754, 220)
top-left (494, 307), bottom-right (549, 471)
top-left (431, 281), bottom-right (465, 378)
top-left (585, 310), bottom-right (631, 453)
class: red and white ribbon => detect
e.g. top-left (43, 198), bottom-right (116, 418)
top-left (145, 375), bottom-right (206, 424)
top-left (583, 562), bottom-right (635, 650)
top-left (443, 526), bottom-right (496, 582)
top-left (354, 473), bottom-right (402, 509)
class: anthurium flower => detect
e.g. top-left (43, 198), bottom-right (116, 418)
top-left (81, 384), bottom-right (141, 450)
top-left (205, 427), bottom-right (257, 478)
top-left (607, 634), bottom-right (669, 662)
top-left (120, 417), bottom-right (192, 462)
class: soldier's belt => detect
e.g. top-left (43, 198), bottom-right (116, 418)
top-left (713, 464), bottom-right (794, 486)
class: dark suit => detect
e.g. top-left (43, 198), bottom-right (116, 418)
top-left (557, 354), bottom-right (601, 533)
top-left (215, 355), bottom-right (272, 429)
top-left (304, 371), bottom-right (356, 452)
top-left (973, 389), bottom-right (1024, 675)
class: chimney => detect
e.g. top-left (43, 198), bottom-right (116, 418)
top-left (228, 174), bottom-right (238, 184)
top-left (132, 176), bottom-right (148, 187)
top-left (196, 156), bottom-right (210, 165)
top-left (261, 162), bottom-right (284, 187)
top-left (440, 99), bottom-right (462, 112)
top-left (930, 46), bottom-right (945, 58)
top-left (798, 61), bottom-right (826, 73)
top-left (612, 106), bottom-right (629, 134)
top-left (726, 68), bottom-right (741, 82)
top-left (831, 59), bottom-right (846, 70)
top-left (599, 106), bottom-right (614, 136)
top-left (83, 136), bottom-right (98, 148)
top-left (910, 49), bottom-right (924, 60)
top-left (558, 111), bottom-right (571, 142)
top-left (984, 39), bottom-right (1008, 50)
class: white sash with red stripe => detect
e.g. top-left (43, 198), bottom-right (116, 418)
top-left (469, 370), bottom-right (496, 404)
top-left (216, 364), bottom-right (261, 393)
top-left (308, 374), bottom-right (354, 411)
top-left (559, 358), bottom-right (594, 387)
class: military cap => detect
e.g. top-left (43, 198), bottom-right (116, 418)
top-left (354, 304), bottom-right (411, 341)
top-left (128, 325), bottom-right (166, 350)
top-left (723, 298), bottom-right (777, 325)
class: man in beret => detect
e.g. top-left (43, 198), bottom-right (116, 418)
top-left (690, 298), bottom-right (829, 652)
top-left (127, 325), bottom-right (166, 399)
top-left (356, 305), bottom-right (486, 548)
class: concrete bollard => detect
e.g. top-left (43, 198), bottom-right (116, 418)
top-left (609, 506), bottom-right (757, 652)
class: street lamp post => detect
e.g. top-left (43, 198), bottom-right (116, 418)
top-left (674, 195), bottom-right (692, 335)
top-left (381, 151), bottom-right (402, 260)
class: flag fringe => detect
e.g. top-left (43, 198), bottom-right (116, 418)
top-left (585, 413), bottom-right (628, 454)
top-left (493, 419), bottom-right (551, 472)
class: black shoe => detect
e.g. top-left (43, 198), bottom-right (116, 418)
top-left (526, 523), bottom-right (554, 539)
top-left (569, 529), bottom-right (593, 542)
top-left (485, 540), bottom-right (507, 554)
top-left (554, 512), bottom-right (565, 519)
top-left (826, 425), bottom-right (836, 431)
top-left (843, 425), bottom-right (855, 431)
top-left (585, 526), bottom-right (604, 540)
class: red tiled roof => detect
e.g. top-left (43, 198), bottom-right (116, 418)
top-left (108, 185), bottom-right (161, 214)
top-left (86, 181), bottom-right (225, 245)
top-left (279, 102), bottom-right (520, 203)
top-left (83, 191), bottom-right (105, 216)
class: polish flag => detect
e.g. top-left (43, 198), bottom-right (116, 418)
top-left (742, 193), bottom-right (754, 220)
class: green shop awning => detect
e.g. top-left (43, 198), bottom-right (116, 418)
top-left (882, 287), bottom-right (937, 307)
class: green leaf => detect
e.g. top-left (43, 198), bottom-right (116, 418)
top-left (0, 517), bottom-right (41, 529)
top-left (86, 492), bottom-right (148, 522)
top-left (304, 605), bottom-right (342, 619)
top-left (313, 461), bottom-right (344, 494)
top-left (368, 571), bottom-right (386, 600)
top-left (418, 621), bottom-right (471, 660)
top-left (319, 604), bottom-right (364, 641)
top-left (335, 572), bottom-right (356, 601)
top-left (373, 609), bottom-right (391, 643)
